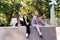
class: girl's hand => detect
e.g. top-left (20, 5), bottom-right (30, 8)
top-left (25, 18), bottom-right (29, 25)
top-left (26, 23), bottom-right (29, 25)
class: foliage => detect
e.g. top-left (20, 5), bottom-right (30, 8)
top-left (0, 0), bottom-right (60, 26)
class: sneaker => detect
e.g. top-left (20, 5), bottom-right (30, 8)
top-left (25, 33), bottom-right (29, 38)
top-left (39, 32), bottom-right (42, 37)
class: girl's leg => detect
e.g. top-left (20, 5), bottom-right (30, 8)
top-left (25, 25), bottom-right (30, 38)
top-left (25, 26), bottom-right (29, 37)
top-left (26, 26), bottom-right (30, 34)
top-left (38, 18), bottom-right (50, 27)
top-left (35, 25), bottom-right (42, 35)
top-left (32, 24), bottom-right (42, 36)
top-left (38, 18), bottom-right (46, 26)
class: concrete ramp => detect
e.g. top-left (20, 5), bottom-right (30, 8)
top-left (0, 27), bottom-right (57, 40)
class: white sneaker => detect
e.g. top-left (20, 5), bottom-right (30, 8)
top-left (40, 32), bottom-right (42, 35)
top-left (25, 33), bottom-right (28, 38)
top-left (39, 32), bottom-right (42, 37)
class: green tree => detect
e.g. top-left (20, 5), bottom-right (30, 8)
top-left (0, 0), bottom-right (22, 26)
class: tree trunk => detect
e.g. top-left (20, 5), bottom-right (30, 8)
top-left (16, 11), bottom-right (20, 27)
top-left (7, 11), bottom-right (13, 26)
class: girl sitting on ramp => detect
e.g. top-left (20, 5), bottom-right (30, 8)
top-left (31, 10), bottom-right (49, 37)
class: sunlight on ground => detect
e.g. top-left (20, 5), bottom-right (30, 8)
top-left (56, 27), bottom-right (60, 40)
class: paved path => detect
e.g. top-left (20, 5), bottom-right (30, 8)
top-left (1, 27), bottom-right (57, 40)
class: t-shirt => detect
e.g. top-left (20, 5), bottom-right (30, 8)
top-left (31, 16), bottom-right (37, 24)
top-left (23, 18), bottom-right (30, 26)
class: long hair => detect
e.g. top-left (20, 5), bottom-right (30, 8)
top-left (23, 14), bottom-right (29, 21)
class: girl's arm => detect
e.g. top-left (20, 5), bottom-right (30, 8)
top-left (25, 19), bottom-right (30, 25)
top-left (35, 17), bottom-right (38, 25)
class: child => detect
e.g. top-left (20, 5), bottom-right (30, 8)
top-left (31, 10), bottom-right (46, 37)
top-left (23, 14), bottom-right (31, 38)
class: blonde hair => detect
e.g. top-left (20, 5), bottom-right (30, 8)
top-left (34, 10), bottom-right (38, 14)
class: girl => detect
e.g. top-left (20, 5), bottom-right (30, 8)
top-left (31, 10), bottom-right (46, 37)
top-left (23, 14), bottom-right (31, 38)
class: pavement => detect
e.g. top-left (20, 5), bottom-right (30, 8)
top-left (0, 27), bottom-right (57, 40)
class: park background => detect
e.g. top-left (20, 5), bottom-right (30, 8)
top-left (0, 0), bottom-right (60, 26)
top-left (0, 0), bottom-right (60, 40)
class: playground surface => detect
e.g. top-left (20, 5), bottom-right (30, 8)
top-left (0, 27), bottom-right (59, 40)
